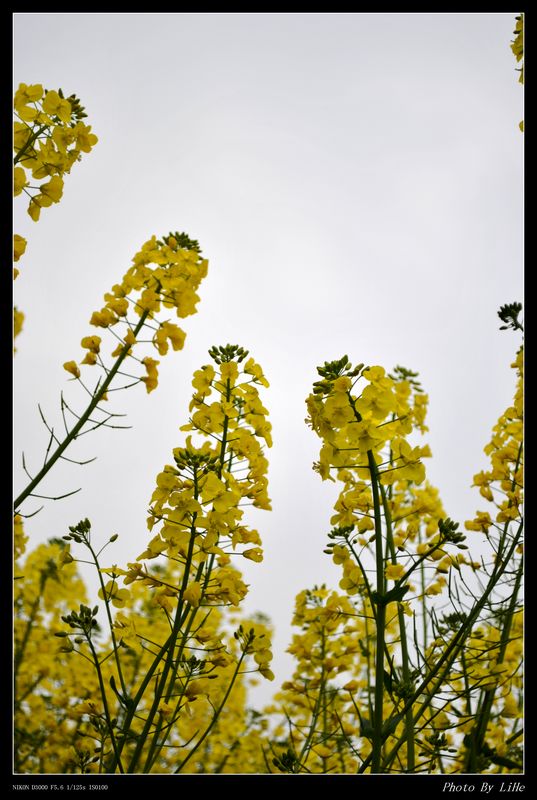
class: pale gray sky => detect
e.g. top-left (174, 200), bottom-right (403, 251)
top-left (13, 12), bottom-right (523, 701)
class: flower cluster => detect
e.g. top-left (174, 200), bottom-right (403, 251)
top-left (63, 232), bottom-right (208, 394)
top-left (13, 83), bottom-right (98, 224)
top-left (466, 347), bottom-right (523, 537)
top-left (310, 360), bottom-right (481, 604)
top-left (128, 344), bottom-right (271, 594)
top-left (310, 360), bottom-right (431, 593)
top-left (307, 358), bottom-right (428, 485)
top-left (13, 83), bottom-right (97, 346)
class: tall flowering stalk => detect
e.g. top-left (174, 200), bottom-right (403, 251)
top-left (306, 358), bottom-right (436, 771)
top-left (15, 232), bottom-right (209, 512)
top-left (292, 354), bottom-right (523, 773)
top-left (47, 345), bottom-right (273, 773)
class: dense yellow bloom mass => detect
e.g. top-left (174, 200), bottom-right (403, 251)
top-left (14, 540), bottom-right (91, 773)
top-left (13, 347), bottom-right (524, 774)
top-left (13, 23), bottom-right (523, 771)
top-left (15, 348), bottom-right (273, 774)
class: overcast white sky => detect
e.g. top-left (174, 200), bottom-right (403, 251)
top-left (13, 12), bottom-right (523, 702)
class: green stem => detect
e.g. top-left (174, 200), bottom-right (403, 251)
top-left (364, 613), bottom-right (372, 704)
top-left (418, 528), bottom-right (428, 658)
top-left (143, 394), bottom-right (232, 772)
top-left (130, 442), bottom-right (228, 773)
top-left (113, 372), bottom-right (235, 772)
top-left (173, 647), bottom-right (247, 773)
top-left (217, 378), bottom-right (231, 478)
top-left (87, 542), bottom-right (128, 697)
top-left (343, 390), bottom-right (388, 772)
top-left (105, 626), bottom-right (175, 771)
top-left (14, 123), bottom-right (49, 165)
top-left (461, 651), bottom-right (473, 717)
top-left (143, 600), bottom-right (205, 772)
top-left (126, 505), bottom-right (199, 773)
top-left (368, 449), bottom-right (385, 773)
top-left (86, 635), bottom-right (124, 774)
top-left (298, 628), bottom-right (327, 767)
top-left (15, 310), bottom-right (150, 510)
top-left (379, 480), bottom-right (415, 771)
top-left (321, 697), bottom-right (328, 772)
top-left (111, 454), bottom-right (218, 770)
